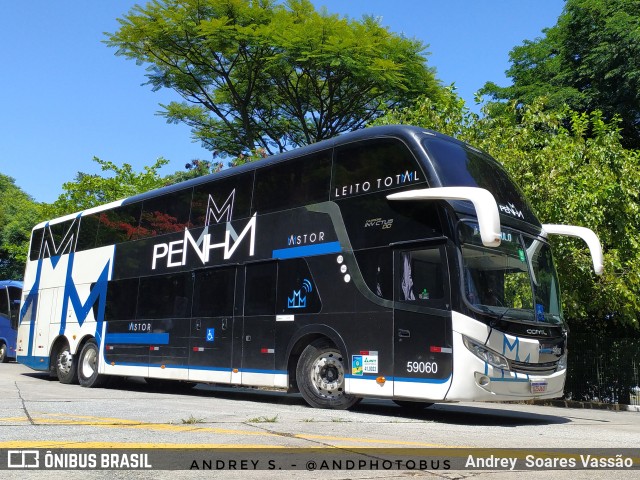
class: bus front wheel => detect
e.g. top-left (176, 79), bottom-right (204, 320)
top-left (296, 339), bottom-right (360, 410)
top-left (55, 342), bottom-right (78, 384)
top-left (0, 342), bottom-right (8, 363)
top-left (78, 340), bottom-right (108, 388)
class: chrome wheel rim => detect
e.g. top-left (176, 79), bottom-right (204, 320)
top-left (310, 351), bottom-right (345, 399)
top-left (81, 347), bottom-right (97, 378)
top-left (57, 350), bottom-right (73, 375)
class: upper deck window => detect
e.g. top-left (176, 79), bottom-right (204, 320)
top-left (422, 137), bottom-right (538, 225)
top-left (37, 218), bottom-right (79, 259)
top-left (253, 151), bottom-right (331, 213)
top-left (332, 138), bottom-right (425, 200)
top-left (191, 172), bottom-right (254, 227)
top-left (29, 228), bottom-right (44, 261)
top-left (102, 204), bottom-right (141, 246)
top-left (139, 189), bottom-right (192, 239)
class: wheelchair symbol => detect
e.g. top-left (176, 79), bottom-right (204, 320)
top-left (206, 328), bottom-right (215, 342)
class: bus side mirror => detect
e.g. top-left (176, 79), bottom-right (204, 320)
top-left (387, 187), bottom-right (502, 247)
top-left (542, 224), bottom-right (604, 275)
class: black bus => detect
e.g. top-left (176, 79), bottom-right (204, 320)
top-left (18, 125), bottom-right (602, 409)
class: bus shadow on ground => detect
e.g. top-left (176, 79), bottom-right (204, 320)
top-left (127, 376), bottom-right (571, 426)
top-left (19, 371), bottom-right (569, 426)
top-left (355, 401), bottom-right (571, 426)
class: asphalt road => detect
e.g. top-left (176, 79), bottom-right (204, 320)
top-left (1, 361), bottom-right (638, 479)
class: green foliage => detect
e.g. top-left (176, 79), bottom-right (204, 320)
top-left (375, 96), bottom-right (640, 328)
top-left (481, 0), bottom-right (640, 148)
top-left (373, 86), bottom-right (480, 139)
top-left (162, 159), bottom-right (224, 185)
top-left (51, 156), bottom-right (169, 216)
top-left (481, 104), bottom-right (640, 328)
top-left (107, 0), bottom-right (440, 159)
top-left (0, 175), bottom-right (45, 279)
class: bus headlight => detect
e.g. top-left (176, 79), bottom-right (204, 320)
top-left (557, 352), bottom-right (568, 372)
top-left (462, 335), bottom-right (510, 371)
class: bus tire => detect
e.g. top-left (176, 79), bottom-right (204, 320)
top-left (55, 341), bottom-right (78, 384)
top-left (78, 340), bottom-right (107, 388)
top-left (393, 400), bottom-right (434, 410)
top-left (0, 342), bottom-right (7, 363)
top-left (296, 339), bottom-right (360, 410)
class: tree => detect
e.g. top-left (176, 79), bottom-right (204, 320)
top-left (481, 0), bottom-right (640, 148)
top-left (107, 0), bottom-right (441, 158)
top-left (162, 159), bottom-right (223, 185)
top-left (0, 175), bottom-right (44, 279)
top-left (374, 93), bottom-right (640, 328)
top-left (51, 156), bottom-right (169, 215)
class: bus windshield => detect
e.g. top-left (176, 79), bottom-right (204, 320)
top-left (459, 222), bottom-right (563, 325)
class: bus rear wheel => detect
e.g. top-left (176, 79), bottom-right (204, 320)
top-left (296, 339), bottom-right (360, 410)
top-left (78, 340), bottom-right (108, 388)
top-left (55, 342), bottom-right (78, 384)
top-left (0, 342), bottom-right (8, 363)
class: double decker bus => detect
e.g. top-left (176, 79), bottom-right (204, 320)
top-left (17, 125), bottom-right (603, 409)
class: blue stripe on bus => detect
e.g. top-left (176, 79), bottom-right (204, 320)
top-left (173, 365), bottom-right (229, 372)
top-left (110, 362), bottom-right (286, 376)
top-left (272, 241), bottom-right (341, 259)
top-left (151, 365), bottom-right (287, 375)
top-left (489, 377), bottom-right (530, 382)
top-left (346, 375), bottom-right (452, 384)
top-left (393, 375), bottom-right (451, 384)
top-left (105, 333), bottom-right (170, 345)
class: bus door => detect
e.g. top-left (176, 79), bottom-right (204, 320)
top-left (0, 284), bottom-right (22, 360)
top-left (239, 261), bottom-right (277, 386)
top-left (6, 284), bottom-right (22, 332)
top-left (188, 266), bottom-right (237, 384)
top-left (33, 288), bottom-right (57, 359)
top-left (393, 243), bottom-right (453, 400)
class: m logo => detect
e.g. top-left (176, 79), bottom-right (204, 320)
top-left (40, 217), bottom-right (80, 263)
top-left (288, 290), bottom-right (307, 309)
top-left (502, 334), bottom-right (531, 363)
top-left (205, 190), bottom-right (235, 225)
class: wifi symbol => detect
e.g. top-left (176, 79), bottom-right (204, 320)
top-left (302, 279), bottom-right (313, 293)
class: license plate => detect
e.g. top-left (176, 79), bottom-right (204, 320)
top-left (531, 381), bottom-right (548, 394)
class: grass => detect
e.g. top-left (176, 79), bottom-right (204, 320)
top-left (181, 414), bottom-right (205, 424)
top-left (247, 415), bottom-right (279, 423)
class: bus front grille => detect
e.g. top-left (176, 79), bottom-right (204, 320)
top-left (509, 360), bottom-right (558, 376)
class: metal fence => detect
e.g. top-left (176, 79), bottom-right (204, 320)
top-left (564, 332), bottom-right (640, 406)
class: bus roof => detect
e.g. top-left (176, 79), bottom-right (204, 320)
top-left (33, 125), bottom-right (435, 228)
top-left (35, 125), bottom-right (537, 230)
top-left (121, 125), bottom-right (437, 205)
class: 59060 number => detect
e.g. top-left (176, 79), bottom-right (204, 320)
top-left (406, 361), bottom-right (438, 374)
